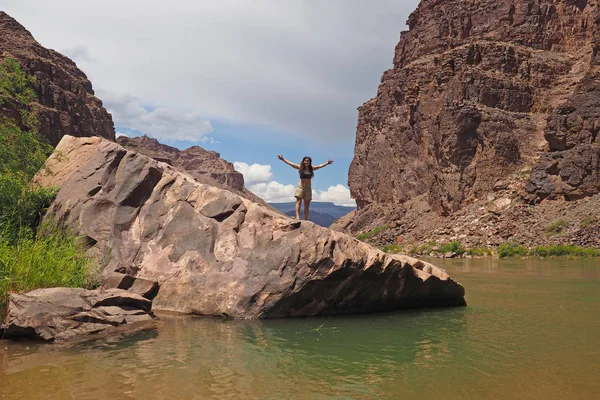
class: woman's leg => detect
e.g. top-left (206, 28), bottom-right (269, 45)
top-left (295, 198), bottom-right (302, 219)
top-left (304, 200), bottom-right (310, 220)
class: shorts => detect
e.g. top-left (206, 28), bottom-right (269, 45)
top-left (294, 181), bottom-right (312, 201)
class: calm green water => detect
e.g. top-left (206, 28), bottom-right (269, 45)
top-left (1, 258), bottom-right (599, 400)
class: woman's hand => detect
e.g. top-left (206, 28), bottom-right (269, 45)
top-left (328, 159), bottom-right (333, 165)
top-left (277, 154), bottom-right (284, 161)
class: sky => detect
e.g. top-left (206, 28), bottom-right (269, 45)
top-left (2, 0), bottom-right (420, 206)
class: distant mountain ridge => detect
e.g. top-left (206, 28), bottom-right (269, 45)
top-left (269, 202), bottom-right (356, 227)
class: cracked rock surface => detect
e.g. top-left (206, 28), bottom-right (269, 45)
top-left (33, 136), bottom-right (466, 318)
top-left (1, 288), bottom-right (156, 342)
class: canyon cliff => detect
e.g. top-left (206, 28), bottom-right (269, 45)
top-left (0, 11), bottom-right (115, 146)
top-left (117, 135), bottom-right (268, 206)
top-left (336, 0), bottom-right (600, 248)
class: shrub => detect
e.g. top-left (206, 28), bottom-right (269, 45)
top-left (545, 219), bottom-right (569, 236)
top-left (0, 57), bottom-right (38, 125)
top-left (531, 245), bottom-right (600, 258)
top-left (382, 244), bottom-right (403, 254)
top-left (439, 241), bottom-right (465, 255)
top-left (581, 217), bottom-right (597, 228)
top-left (0, 58), bottom-right (97, 316)
top-left (498, 241), bottom-right (528, 258)
top-left (467, 247), bottom-right (491, 257)
top-left (356, 225), bottom-right (389, 241)
top-left (0, 173), bottom-right (57, 244)
top-left (532, 246), bottom-right (548, 257)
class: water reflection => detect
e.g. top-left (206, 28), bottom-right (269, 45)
top-left (1, 308), bottom-right (468, 399)
top-left (1, 258), bottom-right (599, 399)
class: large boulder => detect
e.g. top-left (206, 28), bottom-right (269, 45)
top-left (1, 288), bottom-right (156, 342)
top-left (34, 136), bottom-right (466, 318)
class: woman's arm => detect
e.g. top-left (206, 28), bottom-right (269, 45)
top-left (277, 154), bottom-right (300, 169)
top-left (313, 159), bottom-right (333, 170)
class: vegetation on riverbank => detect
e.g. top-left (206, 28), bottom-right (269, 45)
top-left (0, 57), bottom-right (96, 316)
top-left (379, 239), bottom-right (600, 259)
top-left (356, 225), bottom-right (389, 241)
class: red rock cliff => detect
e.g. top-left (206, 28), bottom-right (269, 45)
top-left (346, 0), bottom-right (600, 231)
top-left (117, 135), bottom-right (269, 206)
top-left (0, 11), bottom-right (115, 146)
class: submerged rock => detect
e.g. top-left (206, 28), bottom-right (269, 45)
top-left (34, 136), bottom-right (466, 319)
top-left (1, 288), bottom-right (157, 342)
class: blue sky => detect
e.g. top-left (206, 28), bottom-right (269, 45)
top-left (3, 0), bottom-right (420, 205)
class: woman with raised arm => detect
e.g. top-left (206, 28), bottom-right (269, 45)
top-left (277, 155), bottom-right (333, 220)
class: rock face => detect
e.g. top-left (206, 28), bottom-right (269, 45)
top-left (34, 136), bottom-right (465, 318)
top-left (340, 0), bottom-right (600, 246)
top-left (116, 135), bottom-right (267, 206)
top-left (1, 288), bottom-right (156, 342)
top-left (0, 11), bottom-right (115, 146)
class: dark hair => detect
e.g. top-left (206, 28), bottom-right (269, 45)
top-left (300, 156), bottom-right (314, 177)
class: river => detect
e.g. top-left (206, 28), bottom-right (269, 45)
top-left (1, 258), bottom-right (599, 399)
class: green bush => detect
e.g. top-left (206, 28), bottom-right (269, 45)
top-left (545, 219), bottom-right (569, 236)
top-left (439, 241), bottom-right (465, 255)
top-left (532, 244), bottom-right (600, 258)
top-left (532, 246), bottom-right (548, 257)
top-left (467, 247), bottom-right (491, 257)
top-left (0, 57), bottom-right (96, 315)
top-left (0, 173), bottom-right (57, 244)
top-left (407, 241), bottom-right (437, 256)
top-left (498, 241), bottom-right (528, 258)
top-left (0, 57), bottom-right (39, 129)
top-left (382, 244), bottom-right (403, 254)
top-left (356, 225), bottom-right (389, 241)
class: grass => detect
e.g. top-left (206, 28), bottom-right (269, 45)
top-left (497, 242), bottom-right (600, 258)
top-left (531, 245), bottom-right (600, 258)
top-left (382, 244), bottom-right (403, 254)
top-left (581, 217), bottom-right (597, 228)
top-left (383, 241), bottom-right (494, 258)
top-left (0, 57), bottom-right (97, 317)
top-left (382, 240), bottom-right (600, 259)
top-left (545, 219), bottom-right (569, 236)
top-left (356, 225), bottom-right (389, 241)
top-left (467, 247), bottom-right (493, 257)
top-left (0, 224), bottom-right (99, 316)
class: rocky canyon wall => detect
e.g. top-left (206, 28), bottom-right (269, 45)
top-left (0, 11), bottom-right (115, 146)
top-left (341, 0), bottom-right (600, 244)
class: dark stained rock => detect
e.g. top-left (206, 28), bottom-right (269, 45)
top-left (34, 136), bottom-right (466, 318)
top-left (336, 0), bottom-right (600, 246)
top-left (0, 11), bottom-right (115, 146)
top-left (1, 288), bottom-right (157, 343)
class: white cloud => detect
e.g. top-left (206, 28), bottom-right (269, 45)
top-left (235, 161), bottom-right (355, 206)
top-left (61, 44), bottom-right (95, 63)
top-left (313, 185), bottom-right (356, 207)
top-left (233, 162), bottom-right (273, 186)
top-left (115, 131), bottom-right (128, 138)
top-left (2, 0), bottom-right (420, 143)
top-left (199, 136), bottom-right (220, 145)
top-left (100, 92), bottom-right (213, 142)
top-left (248, 181), bottom-right (296, 203)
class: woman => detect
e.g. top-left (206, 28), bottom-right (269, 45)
top-left (277, 155), bottom-right (333, 220)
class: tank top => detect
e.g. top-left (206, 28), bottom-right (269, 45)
top-left (299, 170), bottom-right (313, 179)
